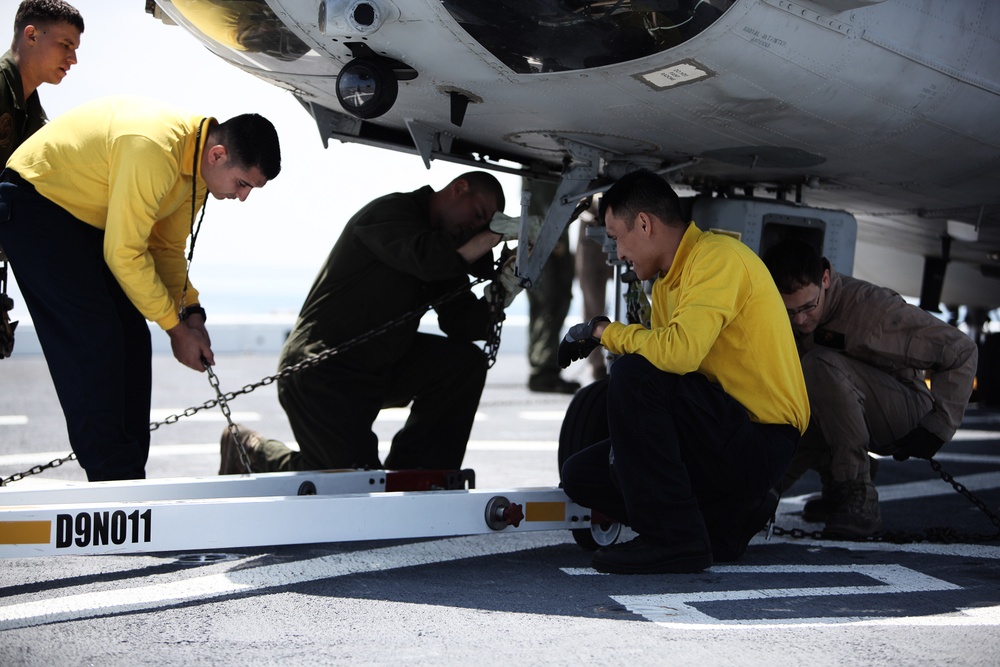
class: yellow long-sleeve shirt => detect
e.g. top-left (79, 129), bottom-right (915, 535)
top-left (601, 223), bottom-right (810, 433)
top-left (8, 95), bottom-right (211, 330)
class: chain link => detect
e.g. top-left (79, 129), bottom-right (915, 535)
top-left (3, 267), bottom-right (506, 485)
top-left (147, 273), bottom-right (495, 431)
top-left (769, 457), bottom-right (1000, 545)
top-left (482, 246), bottom-right (512, 369)
top-left (482, 299), bottom-right (505, 369)
top-left (0, 452), bottom-right (73, 485)
top-left (206, 363), bottom-right (252, 474)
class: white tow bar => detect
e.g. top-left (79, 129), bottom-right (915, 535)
top-left (0, 470), bottom-right (594, 557)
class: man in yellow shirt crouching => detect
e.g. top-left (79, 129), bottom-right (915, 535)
top-left (559, 169), bottom-right (809, 574)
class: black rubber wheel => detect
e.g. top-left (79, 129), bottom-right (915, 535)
top-left (557, 376), bottom-right (610, 478)
top-left (558, 377), bottom-right (619, 551)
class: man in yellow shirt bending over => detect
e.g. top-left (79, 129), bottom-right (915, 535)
top-left (559, 169), bottom-right (809, 574)
top-left (0, 95), bottom-right (281, 481)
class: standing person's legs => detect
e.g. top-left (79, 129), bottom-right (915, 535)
top-left (524, 177), bottom-right (576, 394)
top-left (527, 230), bottom-right (577, 392)
top-left (382, 333), bottom-right (487, 469)
top-left (0, 183), bottom-right (151, 480)
top-left (107, 259), bottom-right (153, 478)
top-left (576, 217), bottom-right (611, 380)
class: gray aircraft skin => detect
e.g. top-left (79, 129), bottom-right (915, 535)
top-left (147, 0), bottom-right (1000, 311)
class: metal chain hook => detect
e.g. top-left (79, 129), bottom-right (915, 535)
top-left (205, 362), bottom-right (252, 474)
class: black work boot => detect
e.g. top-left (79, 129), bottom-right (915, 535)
top-left (709, 489), bottom-right (779, 562)
top-left (822, 477), bottom-right (883, 539)
top-left (219, 425), bottom-right (264, 475)
top-left (802, 470), bottom-right (836, 523)
top-left (592, 535), bottom-right (713, 574)
top-left (802, 494), bottom-right (838, 523)
top-left (802, 457), bottom-right (880, 523)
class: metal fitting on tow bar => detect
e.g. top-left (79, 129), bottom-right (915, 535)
top-left (485, 495), bottom-right (524, 530)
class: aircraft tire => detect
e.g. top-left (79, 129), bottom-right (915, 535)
top-left (557, 377), bottom-right (619, 551)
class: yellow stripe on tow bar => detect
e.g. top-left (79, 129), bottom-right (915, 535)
top-left (525, 502), bottom-right (565, 522)
top-left (0, 521), bottom-right (51, 544)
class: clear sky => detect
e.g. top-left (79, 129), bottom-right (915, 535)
top-left (1, 0), bottom-right (524, 315)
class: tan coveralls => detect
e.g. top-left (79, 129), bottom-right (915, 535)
top-left (784, 268), bottom-right (978, 485)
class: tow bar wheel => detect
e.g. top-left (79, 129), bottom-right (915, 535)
top-left (573, 520), bottom-right (621, 551)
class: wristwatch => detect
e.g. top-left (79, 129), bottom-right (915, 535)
top-left (180, 304), bottom-right (206, 321)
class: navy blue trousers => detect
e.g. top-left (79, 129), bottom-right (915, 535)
top-left (0, 173), bottom-right (151, 481)
top-left (561, 354), bottom-right (797, 546)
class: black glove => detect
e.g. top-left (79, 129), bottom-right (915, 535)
top-left (558, 316), bottom-right (610, 369)
top-left (891, 425), bottom-right (945, 461)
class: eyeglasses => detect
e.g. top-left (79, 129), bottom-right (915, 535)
top-left (786, 289), bottom-right (822, 318)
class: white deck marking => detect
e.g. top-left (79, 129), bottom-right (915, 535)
top-left (518, 411), bottom-right (570, 421)
top-left (932, 452), bottom-right (1000, 464)
top-left (375, 409), bottom-right (489, 422)
top-left (561, 567), bottom-right (607, 575)
top-left (148, 407), bottom-right (572, 426)
top-left (0, 416), bottom-right (29, 426)
top-left (949, 430), bottom-right (1000, 442)
top-left (877, 471), bottom-right (1000, 501)
top-left (0, 439), bottom-right (559, 468)
top-left (762, 537), bottom-right (1000, 560)
top-left (784, 471), bottom-right (1000, 504)
top-left (611, 564), bottom-right (1000, 628)
top-left (0, 532), bottom-right (570, 631)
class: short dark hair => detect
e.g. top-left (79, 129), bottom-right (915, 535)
top-left (762, 238), bottom-right (828, 294)
top-left (456, 171), bottom-right (506, 212)
top-left (13, 0), bottom-right (84, 41)
top-left (211, 113), bottom-right (281, 180)
top-left (599, 169), bottom-right (684, 230)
